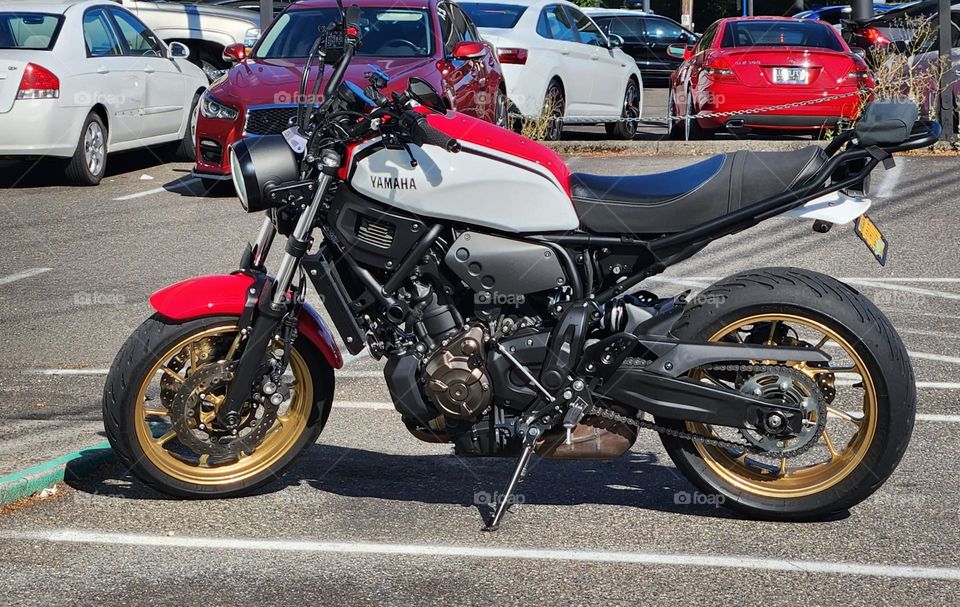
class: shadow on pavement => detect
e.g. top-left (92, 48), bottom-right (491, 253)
top-left (0, 146), bottom-right (179, 188)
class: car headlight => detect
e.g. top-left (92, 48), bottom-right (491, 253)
top-left (200, 92), bottom-right (239, 121)
top-left (244, 28), bottom-right (261, 49)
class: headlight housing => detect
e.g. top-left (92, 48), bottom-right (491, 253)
top-left (244, 28), bottom-right (261, 49)
top-left (200, 92), bottom-right (239, 121)
top-left (230, 135), bottom-right (300, 213)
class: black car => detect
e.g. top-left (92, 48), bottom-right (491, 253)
top-left (842, 0), bottom-right (959, 61)
top-left (585, 9), bottom-right (697, 83)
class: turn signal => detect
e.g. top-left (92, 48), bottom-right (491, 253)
top-left (497, 48), bottom-right (528, 65)
top-left (16, 63), bottom-right (59, 100)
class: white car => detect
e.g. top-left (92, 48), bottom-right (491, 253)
top-left (459, 0), bottom-right (643, 140)
top-left (0, 0), bottom-right (207, 185)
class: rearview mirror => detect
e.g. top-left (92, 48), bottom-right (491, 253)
top-left (666, 43), bottom-right (690, 60)
top-left (167, 41), bottom-right (190, 60)
top-left (407, 77), bottom-right (446, 112)
top-left (452, 40), bottom-right (486, 60)
top-left (852, 47), bottom-right (867, 59)
top-left (222, 43), bottom-right (246, 63)
top-left (607, 34), bottom-right (624, 49)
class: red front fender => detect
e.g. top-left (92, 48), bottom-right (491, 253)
top-left (149, 274), bottom-right (344, 369)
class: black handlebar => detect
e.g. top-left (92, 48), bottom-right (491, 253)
top-left (400, 111), bottom-right (461, 153)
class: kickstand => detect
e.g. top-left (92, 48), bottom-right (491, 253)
top-left (484, 443), bottom-right (535, 532)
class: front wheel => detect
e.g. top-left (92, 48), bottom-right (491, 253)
top-left (103, 315), bottom-right (334, 498)
top-left (659, 267), bottom-right (915, 520)
top-left (605, 79), bottom-right (640, 140)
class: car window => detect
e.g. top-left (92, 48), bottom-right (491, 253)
top-left (697, 21), bottom-right (717, 52)
top-left (541, 6), bottom-right (578, 42)
top-left (566, 7), bottom-right (606, 47)
top-left (720, 20), bottom-right (844, 51)
top-left (82, 8), bottom-right (123, 57)
top-left (0, 12), bottom-right (64, 50)
top-left (458, 3), bottom-right (527, 29)
top-left (645, 17), bottom-right (686, 43)
top-left (595, 16), bottom-right (644, 44)
top-left (109, 8), bottom-right (164, 57)
top-left (450, 4), bottom-right (478, 43)
top-left (438, 2), bottom-right (460, 54)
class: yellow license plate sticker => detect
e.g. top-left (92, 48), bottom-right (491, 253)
top-left (855, 214), bottom-right (888, 266)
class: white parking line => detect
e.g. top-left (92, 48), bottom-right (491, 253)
top-left (112, 186), bottom-right (168, 201)
top-left (0, 267), bottom-right (51, 286)
top-left (908, 351), bottom-right (960, 365)
top-left (4, 529), bottom-right (960, 581)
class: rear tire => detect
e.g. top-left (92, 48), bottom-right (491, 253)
top-left (65, 112), bottom-right (107, 186)
top-left (543, 81), bottom-right (564, 141)
top-left (658, 268), bottom-right (915, 520)
top-left (103, 315), bottom-right (334, 498)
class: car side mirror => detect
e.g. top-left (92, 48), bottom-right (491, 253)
top-left (852, 47), bottom-right (867, 59)
top-left (667, 43), bottom-right (690, 60)
top-left (167, 41), bottom-right (190, 60)
top-left (451, 40), bottom-right (486, 60)
top-left (222, 43), bottom-right (246, 63)
top-left (607, 34), bottom-right (624, 49)
top-left (407, 77), bottom-right (446, 112)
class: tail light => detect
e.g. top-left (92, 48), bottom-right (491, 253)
top-left (846, 57), bottom-right (876, 88)
top-left (703, 56), bottom-right (736, 81)
top-left (497, 48), bottom-right (528, 65)
top-left (16, 63), bottom-right (59, 100)
top-left (863, 27), bottom-right (890, 46)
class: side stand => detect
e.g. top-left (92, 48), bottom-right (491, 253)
top-left (483, 443), bottom-right (535, 532)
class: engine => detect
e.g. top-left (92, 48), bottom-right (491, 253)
top-left (421, 325), bottom-right (492, 419)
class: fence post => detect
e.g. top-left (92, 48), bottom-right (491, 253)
top-left (643, 0), bottom-right (651, 13)
top-left (939, 0), bottom-right (956, 140)
top-left (850, 0), bottom-right (873, 22)
top-left (260, 0), bottom-right (273, 31)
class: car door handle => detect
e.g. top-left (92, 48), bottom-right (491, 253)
top-left (560, 49), bottom-right (570, 55)
top-left (144, 66), bottom-right (155, 74)
top-left (97, 66), bottom-right (110, 74)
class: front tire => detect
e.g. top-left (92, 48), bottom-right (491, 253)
top-left (103, 315), bottom-right (334, 498)
top-left (605, 79), bottom-right (640, 140)
top-left (659, 267), bottom-right (915, 520)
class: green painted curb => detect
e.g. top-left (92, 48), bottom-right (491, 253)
top-left (0, 441), bottom-right (114, 506)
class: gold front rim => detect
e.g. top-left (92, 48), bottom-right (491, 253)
top-left (133, 324), bottom-right (313, 485)
top-left (689, 314), bottom-right (878, 499)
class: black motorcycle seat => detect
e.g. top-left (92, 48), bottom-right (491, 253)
top-left (570, 146), bottom-right (828, 235)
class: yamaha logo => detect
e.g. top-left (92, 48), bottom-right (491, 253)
top-left (370, 175), bottom-right (417, 190)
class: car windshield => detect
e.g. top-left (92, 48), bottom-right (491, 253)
top-left (0, 13), bottom-right (63, 50)
top-left (721, 20), bottom-right (844, 51)
top-left (255, 7), bottom-right (433, 58)
top-left (458, 4), bottom-right (527, 29)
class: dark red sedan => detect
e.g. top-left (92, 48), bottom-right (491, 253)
top-left (194, 0), bottom-right (506, 179)
top-left (667, 17), bottom-right (874, 140)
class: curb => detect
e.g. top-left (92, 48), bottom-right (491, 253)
top-left (546, 139), bottom-right (960, 157)
top-left (0, 441), bottom-right (114, 506)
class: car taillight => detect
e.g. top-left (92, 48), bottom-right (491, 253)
top-left (497, 48), bottom-right (528, 65)
top-left (846, 70), bottom-right (875, 88)
top-left (16, 63), bottom-right (59, 100)
top-left (863, 27), bottom-right (890, 46)
top-left (703, 56), bottom-right (735, 81)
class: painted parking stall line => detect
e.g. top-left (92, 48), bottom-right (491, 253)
top-left (0, 267), bottom-right (51, 286)
top-left (4, 529), bottom-right (960, 581)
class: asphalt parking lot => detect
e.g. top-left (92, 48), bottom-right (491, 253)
top-left (1, 132), bottom-right (959, 604)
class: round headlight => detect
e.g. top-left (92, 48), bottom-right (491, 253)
top-left (229, 135), bottom-right (300, 212)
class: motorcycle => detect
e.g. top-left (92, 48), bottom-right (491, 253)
top-left (103, 5), bottom-right (938, 529)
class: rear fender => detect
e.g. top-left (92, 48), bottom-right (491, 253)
top-left (782, 191), bottom-right (872, 225)
top-left (149, 273), bottom-right (344, 369)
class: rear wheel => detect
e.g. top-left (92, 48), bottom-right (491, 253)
top-left (494, 87), bottom-right (508, 128)
top-left (543, 81), bottom-right (564, 141)
top-left (606, 79), bottom-right (641, 140)
top-left (682, 86), bottom-right (713, 141)
top-left (103, 315), bottom-right (334, 498)
top-left (65, 112), bottom-right (107, 186)
top-left (658, 267), bottom-right (915, 520)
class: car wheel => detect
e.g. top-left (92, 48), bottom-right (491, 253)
top-left (65, 112), bottom-right (108, 186)
top-left (667, 88), bottom-right (684, 140)
top-left (543, 81), bottom-right (564, 141)
top-left (605, 79), bottom-right (640, 140)
top-left (173, 92), bottom-right (202, 162)
top-left (683, 87), bottom-right (713, 141)
top-left (494, 87), bottom-right (508, 128)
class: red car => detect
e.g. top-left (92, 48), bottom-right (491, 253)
top-left (667, 17), bottom-right (874, 140)
top-left (193, 0), bottom-right (506, 180)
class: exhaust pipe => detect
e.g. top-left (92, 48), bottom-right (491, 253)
top-left (726, 119), bottom-right (746, 129)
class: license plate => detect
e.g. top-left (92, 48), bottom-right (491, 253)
top-left (772, 67), bottom-right (808, 84)
top-left (854, 214), bottom-right (889, 266)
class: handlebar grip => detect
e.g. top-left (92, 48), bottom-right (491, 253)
top-left (400, 111), bottom-right (460, 153)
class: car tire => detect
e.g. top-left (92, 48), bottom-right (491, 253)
top-left (667, 88), bottom-right (684, 140)
top-left (605, 79), bottom-right (641, 140)
top-left (683, 86), bottom-right (713, 141)
top-left (173, 92), bottom-right (202, 162)
top-left (543, 81), bottom-right (564, 141)
top-left (65, 112), bottom-right (108, 186)
top-left (494, 87), bottom-right (509, 128)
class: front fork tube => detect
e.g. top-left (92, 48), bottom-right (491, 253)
top-left (218, 151), bottom-right (340, 428)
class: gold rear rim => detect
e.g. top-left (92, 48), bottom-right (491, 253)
top-left (133, 324), bottom-right (313, 485)
top-left (688, 314), bottom-right (878, 499)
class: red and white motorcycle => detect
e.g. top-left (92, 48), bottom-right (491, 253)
top-left (104, 6), bottom-right (938, 529)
